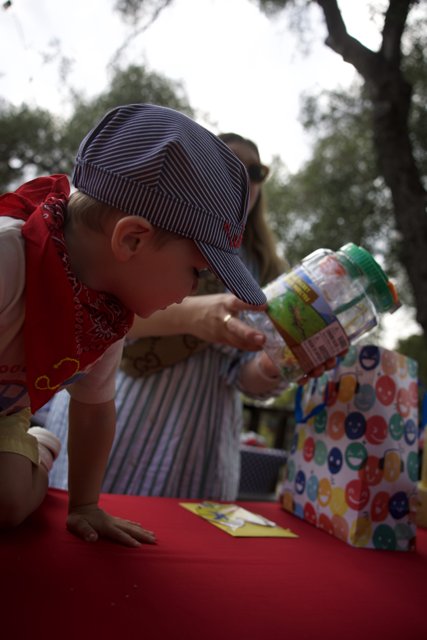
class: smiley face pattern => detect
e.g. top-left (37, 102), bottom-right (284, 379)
top-left (280, 345), bottom-right (419, 551)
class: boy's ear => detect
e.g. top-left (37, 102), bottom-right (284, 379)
top-left (110, 216), bottom-right (155, 261)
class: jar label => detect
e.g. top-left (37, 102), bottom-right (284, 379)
top-left (266, 266), bottom-right (349, 373)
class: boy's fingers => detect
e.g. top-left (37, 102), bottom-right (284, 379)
top-left (119, 519), bottom-right (157, 544)
top-left (106, 520), bottom-right (156, 546)
top-left (66, 515), bottom-right (98, 542)
top-left (134, 529), bottom-right (157, 545)
top-left (66, 513), bottom-right (156, 546)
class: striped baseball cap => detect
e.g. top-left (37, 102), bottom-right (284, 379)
top-left (72, 103), bottom-right (266, 305)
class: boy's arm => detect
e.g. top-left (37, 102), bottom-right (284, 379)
top-left (66, 397), bottom-right (156, 547)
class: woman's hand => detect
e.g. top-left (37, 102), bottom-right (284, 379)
top-left (189, 293), bottom-right (268, 350)
top-left (129, 293), bottom-right (268, 352)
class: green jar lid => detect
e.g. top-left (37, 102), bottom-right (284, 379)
top-left (338, 243), bottom-right (399, 313)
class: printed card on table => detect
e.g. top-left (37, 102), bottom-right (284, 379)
top-left (181, 502), bottom-right (298, 538)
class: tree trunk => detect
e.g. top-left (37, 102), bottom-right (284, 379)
top-left (317, 0), bottom-right (427, 336)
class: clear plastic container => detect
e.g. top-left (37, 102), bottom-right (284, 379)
top-left (244, 243), bottom-right (400, 381)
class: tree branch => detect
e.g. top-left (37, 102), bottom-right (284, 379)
top-left (315, 0), bottom-right (379, 80)
top-left (381, 0), bottom-right (413, 65)
top-left (110, 0), bottom-right (173, 70)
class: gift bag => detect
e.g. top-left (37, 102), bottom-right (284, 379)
top-left (279, 344), bottom-right (419, 551)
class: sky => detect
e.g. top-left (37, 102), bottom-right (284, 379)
top-left (0, 0), bottom-right (382, 170)
top-left (0, 0), bottom-right (420, 346)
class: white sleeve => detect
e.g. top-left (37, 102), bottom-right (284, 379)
top-left (66, 338), bottom-right (124, 404)
top-left (0, 219), bottom-right (25, 330)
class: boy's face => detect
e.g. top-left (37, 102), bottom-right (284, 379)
top-left (114, 233), bottom-right (209, 318)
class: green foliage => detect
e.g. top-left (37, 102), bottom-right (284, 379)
top-left (263, 16), bottom-right (426, 307)
top-left (255, 0), bottom-right (308, 17)
top-left (0, 103), bottom-right (65, 191)
top-left (256, 0), bottom-right (293, 12)
top-left (396, 334), bottom-right (427, 388)
top-left (113, 0), bottom-right (173, 25)
top-left (0, 64), bottom-right (193, 190)
top-left (402, 21), bottom-right (427, 184)
top-left (61, 64), bottom-right (194, 174)
top-left (264, 89), bottom-right (393, 268)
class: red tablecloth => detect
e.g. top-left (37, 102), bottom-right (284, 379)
top-left (1, 489), bottom-right (426, 640)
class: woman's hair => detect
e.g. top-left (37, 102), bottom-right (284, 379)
top-left (219, 133), bottom-right (287, 285)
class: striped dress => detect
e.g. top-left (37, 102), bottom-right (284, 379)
top-left (45, 252), bottom-right (286, 500)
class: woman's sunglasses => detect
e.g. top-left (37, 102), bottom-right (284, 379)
top-left (247, 163), bottom-right (270, 184)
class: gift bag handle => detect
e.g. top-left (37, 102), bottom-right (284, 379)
top-left (294, 378), bottom-right (330, 424)
top-left (421, 384), bottom-right (427, 429)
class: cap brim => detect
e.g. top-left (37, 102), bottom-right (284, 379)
top-left (196, 240), bottom-right (267, 305)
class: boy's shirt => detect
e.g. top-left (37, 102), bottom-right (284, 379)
top-left (0, 215), bottom-right (124, 417)
top-left (0, 175), bottom-right (134, 416)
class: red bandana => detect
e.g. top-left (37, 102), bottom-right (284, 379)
top-left (0, 174), bottom-right (134, 412)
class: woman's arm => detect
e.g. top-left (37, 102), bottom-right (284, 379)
top-left (128, 293), bottom-right (268, 352)
top-left (238, 351), bottom-right (340, 398)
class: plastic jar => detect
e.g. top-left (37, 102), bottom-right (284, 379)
top-left (244, 243), bottom-right (400, 381)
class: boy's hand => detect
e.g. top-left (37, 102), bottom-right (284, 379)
top-left (66, 504), bottom-right (156, 547)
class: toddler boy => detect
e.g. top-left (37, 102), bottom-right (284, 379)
top-left (0, 103), bottom-right (266, 546)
